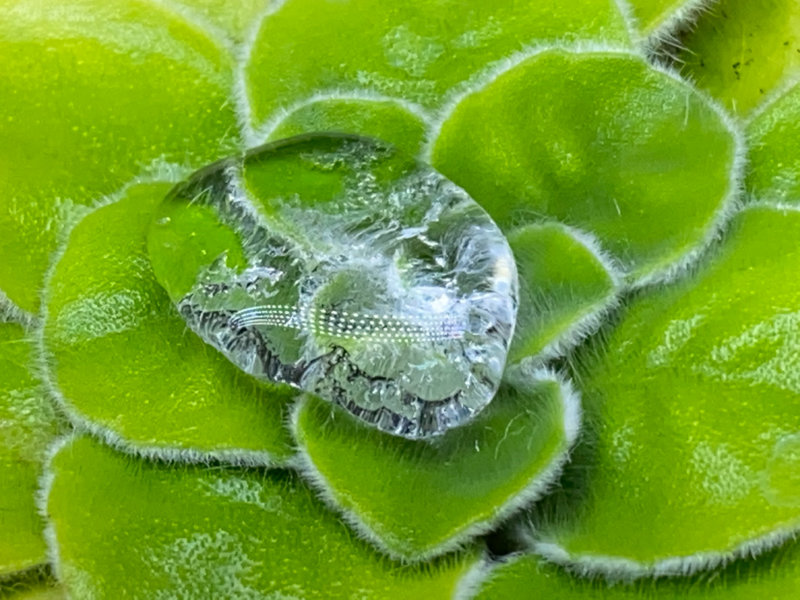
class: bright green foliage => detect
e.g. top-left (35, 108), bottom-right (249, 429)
top-left (431, 48), bottom-right (740, 282)
top-left (46, 435), bottom-right (479, 599)
top-left (243, 0), bottom-right (632, 129)
top-left (747, 83), bottom-right (800, 205)
top-left (626, 0), bottom-right (710, 38)
top-left (292, 371), bottom-right (577, 560)
top-left (264, 97), bottom-right (428, 156)
top-left (506, 223), bottom-right (618, 364)
top-left (42, 183), bottom-right (295, 463)
top-left (680, 0), bottom-right (800, 116)
top-left (238, 133), bottom-right (418, 217)
top-left (0, 321), bottom-right (62, 575)
top-left (471, 540), bottom-right (800, 599)
top-left (148, 197), bottom-right (248, 303)
top-left (531, 205), bottom-right (800, 572)
top-left (166, 0), bottom-right (266, 42)
top-left (6, 589), bottom-right (64, 600)
top-left (2, 0), bottom-right (799, 596)
top-left (0, 0), bottom-right (240, 313)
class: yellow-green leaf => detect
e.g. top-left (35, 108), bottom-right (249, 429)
top-left (0, 0), bottom-right (239, 312)
top-left (528, 205), bottom-right (800, 576)
top-left (42, 182), bottom-right (295, 464)
top-left (45, 435), bottom-right (479, 599)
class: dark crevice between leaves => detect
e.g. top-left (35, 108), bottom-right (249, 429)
top-left (0, 564), bottom-right (57, 599)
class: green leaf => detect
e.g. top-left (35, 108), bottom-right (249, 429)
top-left (0, 0), bottom-right (239, 313)
top-left (0, 319), bottom-right (64, 576)
top-left (528, 205), bottom-right (800, 576)
top-left (1, 588), bottom-right (64, 600)
top-left (679, 0), bottom-right (800, 116)
top-left (263, 95), bottom-right (429, 157)
top-left (626, 0), bottom-right (711, 38)
top-left (507, 223), bottom-right (619, 365)
top-left (469, 539), bottom-right (800, 599)
top-left (45, 434), bottom-right (479, 599)
top-left (291, 369), bottom-right (579, 561)
top-left (243, 0), bottom-right (632, 133)
top-left (430, 47), bottom-right (742, 284)
top-left (746, 81), bottom-right (800, 205)
top-left (147, 195), bottom-right (248, 304)
top-left (165, 0), bottom-right (266, 43)
top-left (42, 182), bottom-right (295, 464)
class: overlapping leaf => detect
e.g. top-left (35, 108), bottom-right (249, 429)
top-left (0, 0), bottom-right (239, 313)
top-left (431, 48), bottom-right (742, 283)
top-left (292, 370), bottom-right (579, 561)
top-left (506, 223), bottom-right (619, 365)
top-left (526, 205), bottom-right (800, 576)
top-left (469, 538), bottom-right (800, 599)
top-left (680, 0), bottom-right (800, 116)
top-left (626, 0), bottom-right (712, 39)
top-left (42, 182), bottom-right (295, 464)
top-left (166, 0), bottom-right (266, 42)
top-left (4, 0), bottom-right (800, 598)
top-left (243, 0), bottom-right (632, 137)
top-left (263, 95), bottom-right (429, 157)
top-left (747, 83), bottom-right (800, 205)
top-left (0, 319), bottom-right (63, 576)
top-left (45, 435), bottom-right (479, 599)
top-left (682, 1), bottom-right (800, 207)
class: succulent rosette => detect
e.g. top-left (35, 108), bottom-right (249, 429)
top-left (1, 0), bottom-right (799, 598)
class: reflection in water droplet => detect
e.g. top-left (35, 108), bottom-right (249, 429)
top-left (148, 134), bottom-right (517, 438)
top-left (763, 433), bottom-right (800, 507)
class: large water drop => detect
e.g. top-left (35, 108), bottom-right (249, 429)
top-left (148, 134), bottom-right (517, 438)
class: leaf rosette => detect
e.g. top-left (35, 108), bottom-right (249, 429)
top-left (1, 1), bottom-right (799, 598)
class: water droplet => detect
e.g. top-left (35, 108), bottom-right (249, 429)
top-left (148, 134), bottom-right (518, 438)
